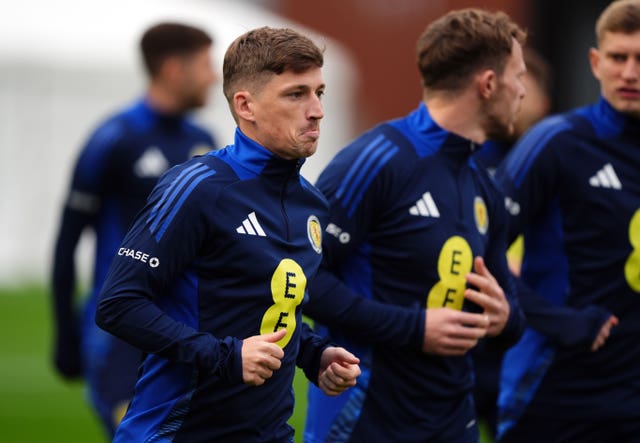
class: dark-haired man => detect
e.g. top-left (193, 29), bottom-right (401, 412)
top-left (51, 22), bottom-right (217, 437)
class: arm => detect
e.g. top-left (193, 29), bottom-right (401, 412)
top-left (296, 322), bottom-right (360, 395)
top-left (306, 269), bottom-right (425, 349)
top-left (95, 168), bottom-right (243, 383)
top-left (51, 206), bottom-right (93, 378)
top-left (515, 278), bottom-right (616, 349)
top-left (496, 118), bottom-right (616, 350)
top-left (51, 124), bottom-right (116, 379)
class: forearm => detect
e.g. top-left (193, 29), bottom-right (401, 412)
top-left (297, 322), bottom-right (331, 385)
top-left (51, 208), bottom-right (88, 337)
top-left (516, 278), bottom-right (612, 348)
top-left (305, 268), bottom-right (424, 349)
top-left (51, 253), bottom-right (78, 337)
top-left (96, 290), bottom-right (241, 378)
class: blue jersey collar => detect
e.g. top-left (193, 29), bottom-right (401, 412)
top-left (220, 128), bottom-right (304, 180)
top-left (131, 97), bottom-right (187, 130)
top-left (406, 102), bottom-right (477, 159)
top-left (595, 96), bottom-right (640, 138)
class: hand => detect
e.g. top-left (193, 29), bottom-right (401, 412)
top-left (54, 334), bottom-right (83, 379)
top-left (591, 315), bottom-right (619, 352)
top-left (423, 308), bottom-right (489, 355)
top-left (318, 347), bottom-right (361, 396)
top-left (464, 256), bottom-right (510, 336)
top-left (241, 329), bottom-right (286, 386)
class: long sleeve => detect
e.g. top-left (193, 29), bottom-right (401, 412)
top-left (496, 115), bottom-right (612, 349)
top-left (296, 322), bottom-right (331, 385)
top-left (95, 166), bottom-right (243, 383)
top-left (50, 123), bottom-right (116, 378)
top-left (51, 206), bottom-right (93, 377)
top-left (306, 267), bottom-right (425, 349)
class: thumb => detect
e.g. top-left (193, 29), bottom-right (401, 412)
top-left (335, 348), bottom-right (360, 365)
top-left (263, 328), bottom-right (287, 343)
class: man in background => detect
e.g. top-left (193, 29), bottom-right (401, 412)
top-left (497, 0), bottom-right (640, 440)
top-left (304, 8), bottom-right (526, 442)
top-left (50, 22), bottom-right (217, 437)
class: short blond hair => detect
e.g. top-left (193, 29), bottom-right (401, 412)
top-left (596, 0), bottom-right (640, 44)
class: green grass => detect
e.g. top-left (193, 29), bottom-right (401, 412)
top-left (0, 284), bottom-right (309, 443)
top-left (0, 284), bottom-right (104, 442)
top-left (0, 284), bottom-right (491, 443)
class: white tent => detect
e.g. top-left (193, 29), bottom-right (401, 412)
top-left (0, 0), bottom-right (357, 281)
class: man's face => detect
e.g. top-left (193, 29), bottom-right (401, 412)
top-left (590, 31), bottom-right (640, 119)
top-left (247, 67), bottom-right (325, 160)
top-left (177, 46), bottom-right (217, 110)
top-left (483, 39), bottom-right (527, 141)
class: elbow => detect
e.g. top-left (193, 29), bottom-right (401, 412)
top-left (94, 295), bottom-right (118, 333)
top-left (94, 300), bottom-right (109, 331)
top-left (94, 305), bottom-right (106, 331)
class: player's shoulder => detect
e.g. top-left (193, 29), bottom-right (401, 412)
top-left (316, 121), bottom-right (415, 204)
top-left (519, 101), bottom-right (603, 151)
top-left (181, 118), bottom-right (214, 139)
top-left (83, 109), bottom-right (131, 150)
top-left (326, 122), bottom-right (409, 174)
top-left (155, 153), bottom-right (229, 200)
top-left (503, 111), bottom-right (579, 172)
top-left (519, 112), bottom-right (576, 150)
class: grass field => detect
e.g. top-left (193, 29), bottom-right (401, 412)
top-left (0, 284), bottom-right (309, 443)
top-left (0, 284), bottom-right (492, 443)
top-left (0, 284), bottom-right (104, 442)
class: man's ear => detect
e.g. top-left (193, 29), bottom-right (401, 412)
top-left (158, 56), bottom-right (182, 83)
top-left (234, 91), bottom-right (255, 122)
top-left (588, 47), bottom-right (601, 81)
top-left (478, 69), bottom-right (497, 99)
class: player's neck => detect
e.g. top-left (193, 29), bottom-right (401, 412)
top-left (423, 91), bottom-right (486, 145)
top-left (146, 83), bottom-right (183, 115)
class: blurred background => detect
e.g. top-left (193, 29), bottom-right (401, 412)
top-left (0, 0), bottom-right (614, 441)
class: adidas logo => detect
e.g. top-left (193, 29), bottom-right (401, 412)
top-left (236, 211), bottom-right (266, 236)
top-left (589, 163), bottom-right (622, 190)
top-left (409, 192), bottom-right (440, 217)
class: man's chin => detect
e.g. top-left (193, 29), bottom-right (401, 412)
top-left (300, 144), bottom-right (318, 158)
top-left (487, 125), bottom-right (515, 144)
top-left (616, 104), bottom-right (640, 120)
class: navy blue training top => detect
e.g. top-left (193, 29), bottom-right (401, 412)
top-left (96, 128), bottom-right (330, 442)
top-left (496, 97), bottom-right (640, 436)
top-left (304, 103), bottom-right (524, 442)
